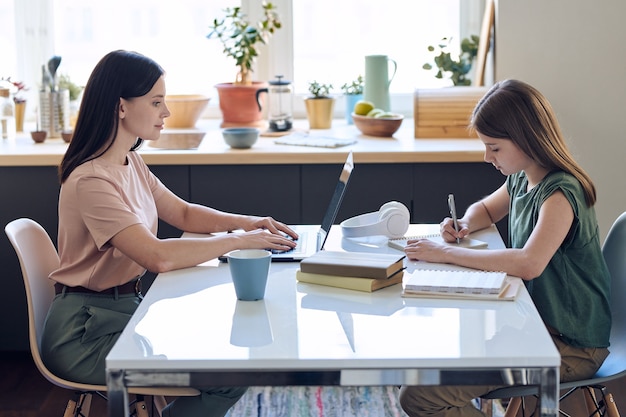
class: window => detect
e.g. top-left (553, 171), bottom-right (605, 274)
top-left (3, 0), bottom-right (483, 119)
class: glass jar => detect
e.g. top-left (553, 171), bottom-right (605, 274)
top-left (0, 87), bottom-right (15, 139)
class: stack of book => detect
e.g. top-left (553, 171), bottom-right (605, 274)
top-left (296, 251), bottom-right (406, 292)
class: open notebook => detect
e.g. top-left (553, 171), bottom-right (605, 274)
top-left (388, 234), bottom-right (488, 251)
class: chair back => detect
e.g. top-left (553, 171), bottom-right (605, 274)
top-left (598, 211), bottom-right (626, 378)
top-left (5, 218), bottom-right (60, 376)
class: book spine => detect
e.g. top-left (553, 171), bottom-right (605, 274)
top-left (296, 271), bottom-right (376, 292)
top-left (300, 262), bottom-right (395, 279)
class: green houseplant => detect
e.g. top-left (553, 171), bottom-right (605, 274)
top-left (304, 81), bottom-right (334, 129)
top-left (207, 2), bottom-right (281, 86)
top-left (422, 35), bottom-right (479, 86)
top-left (207, 2), bottom-right (281, 127)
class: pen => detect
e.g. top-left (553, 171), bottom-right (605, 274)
top-left (448, 194), bottom-right (460, 244)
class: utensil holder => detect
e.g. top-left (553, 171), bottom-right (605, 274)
top-left (39, 90), bottom-right (70, 138)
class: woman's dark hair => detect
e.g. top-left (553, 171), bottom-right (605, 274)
top-left (470, 79), bottom-right (597, 206)
top-left (58, 50), bottom-right (165, 183)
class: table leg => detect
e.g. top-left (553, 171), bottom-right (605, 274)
top-left (539, 366), bottom-right (559, 417)
top-left (107, 369), bottom-right (130, 417)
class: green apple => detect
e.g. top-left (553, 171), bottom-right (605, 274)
top-left (353, 100), bottom-right (375, 116)
top-left (366, 108), bottom-right (384, 118)
top-left (375, 112), bottom-right (401, 118)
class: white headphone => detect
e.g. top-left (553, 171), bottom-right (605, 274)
top-left (340, 201), bottom-right (410, 238)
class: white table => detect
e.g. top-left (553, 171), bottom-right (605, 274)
top-left (106, 224), bottom-right (560, 416)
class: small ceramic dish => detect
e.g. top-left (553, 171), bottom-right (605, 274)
top-left (222, 127), bottom-right (260, 149)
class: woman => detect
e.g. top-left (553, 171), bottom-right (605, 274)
top-left (41, 50), bottom-right (298, 417)
top-left (399, 79), bottom-right (611, 417)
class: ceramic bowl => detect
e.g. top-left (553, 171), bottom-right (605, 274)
top-left (164, 95), bottom-right (210, 128)
top-left (30, 131), bottom-right (47, 143)
top-left (61, 130), bottom-right (73, 143)
top-left (352, 113), bottom-right (404, 137)
top-left (149, 130), bottom-right (207, 149)
top-left (222, 127), bottom-right (260, 149)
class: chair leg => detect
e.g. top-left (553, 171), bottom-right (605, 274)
top-left (584, 387), bottom-right (602, 417)
top-left (503, 397), bottom-right (522, 417)
top-left (604, 392), bottom-right (620, 417)
top-left (152, 395), bottom-right (168, 417)
top-left (64, 392), bottom-right (93, 417)
top-left (63, 398), bottom-right (78, 417)
top-left (134, 395), bottom-right (150, 417)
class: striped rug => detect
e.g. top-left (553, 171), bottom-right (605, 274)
top-left (225, 386), bottom-right (409, 417)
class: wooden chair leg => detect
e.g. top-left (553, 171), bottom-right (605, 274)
top-left (602, 390), bottom-right (620, 417)
top-left (134, 395), bottom-right (150, 417)
top-left (152, 395), bottom-right (168, 417)
top-left (64, 392), bottom-right (93, 417)
top-left (503, 397), bottom-right (522, 417)
top-left (63, 398), bottom-right (78, 417)
top-left (584, 387), bottom-right (602, 417)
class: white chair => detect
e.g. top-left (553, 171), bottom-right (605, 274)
top-left (5, 218), bottom-right (199, 417)
top-left (481, 211), bottom-right (626, 417)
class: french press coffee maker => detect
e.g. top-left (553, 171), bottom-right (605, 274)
top-left (256, 75), bottom-right (293, 132)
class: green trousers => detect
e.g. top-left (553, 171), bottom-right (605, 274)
top-left (41, 291), bottom-right (246, 417)
top-left (398, 331), bottom-right (609, 417)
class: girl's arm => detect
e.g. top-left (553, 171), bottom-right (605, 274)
top-left (406, 189), bottom-right (575, 281)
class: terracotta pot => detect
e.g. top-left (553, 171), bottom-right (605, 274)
top-left (215, 82), bottom-right (268, 128)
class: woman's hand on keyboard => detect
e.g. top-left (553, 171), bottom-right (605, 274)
top-left (241, 216), bottom-right (299, 240)
top-left (235, 229), bottom-right (297, 252)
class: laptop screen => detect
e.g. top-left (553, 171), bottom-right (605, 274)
top-left (317, 152), bottom-right (354, 250)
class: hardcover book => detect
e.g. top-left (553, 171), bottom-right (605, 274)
top-left (299, 250), bottom-right (405, 280)
top-left (296, 270), bottom-right (404, 293)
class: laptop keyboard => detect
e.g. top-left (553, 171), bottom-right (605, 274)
top-left (270, 234), bottom-right (305, 254)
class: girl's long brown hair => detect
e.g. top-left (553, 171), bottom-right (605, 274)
top-left (470, 79), bottom-right (596, 206)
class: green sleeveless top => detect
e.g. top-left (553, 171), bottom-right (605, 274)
top-left (507, 171), bottom-right (611, 348)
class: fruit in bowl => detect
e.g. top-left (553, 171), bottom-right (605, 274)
top-left (352, 112), bottom-right (404, 137)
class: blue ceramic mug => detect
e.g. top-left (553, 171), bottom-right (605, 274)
top-left (228, 249), bottom-right (271, 301)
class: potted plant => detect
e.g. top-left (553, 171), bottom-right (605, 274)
top-left (207, 2), bottom-right (281, 127)
top-left (340, 75), bottom-right (364, 124)
top-left (304, 81), bottom-right (334, 129)
top-left (422, 35), bottom-right (479, 86)
top-left (1, 76), bottom-right (28, 133)
top-left (58, 73), bottom-right (83, 130)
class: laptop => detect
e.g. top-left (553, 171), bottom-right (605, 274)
top-left (272, 151), bottom-right (354, 261)
top-left (220, 152), bottom-right (354, 262)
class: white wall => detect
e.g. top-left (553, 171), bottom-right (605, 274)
top-left (495, 0), bottom-right (626, 240)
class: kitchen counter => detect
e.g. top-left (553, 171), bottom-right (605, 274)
top-left (0, 119), bottom-right (486, 166)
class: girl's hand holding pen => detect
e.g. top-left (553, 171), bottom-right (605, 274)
top-left (440, 218), bottom-right (469, 243)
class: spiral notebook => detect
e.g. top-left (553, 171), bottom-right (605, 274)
top-left (388, 234), bottom-right (488, 251)
top-left (402, 269), bottom-right (521, 301)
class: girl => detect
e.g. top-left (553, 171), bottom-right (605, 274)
top-left (399, 79), bottom-right (611, 417)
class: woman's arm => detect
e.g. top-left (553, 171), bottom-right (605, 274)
top-left (109, 223), bottom-right (294, 273)
top-left (405, 189), bottom-right (575, 280)
top-left (155, 187), bottom-right (298, 238)
top-left (108, 187), bottom-right (298, 273)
